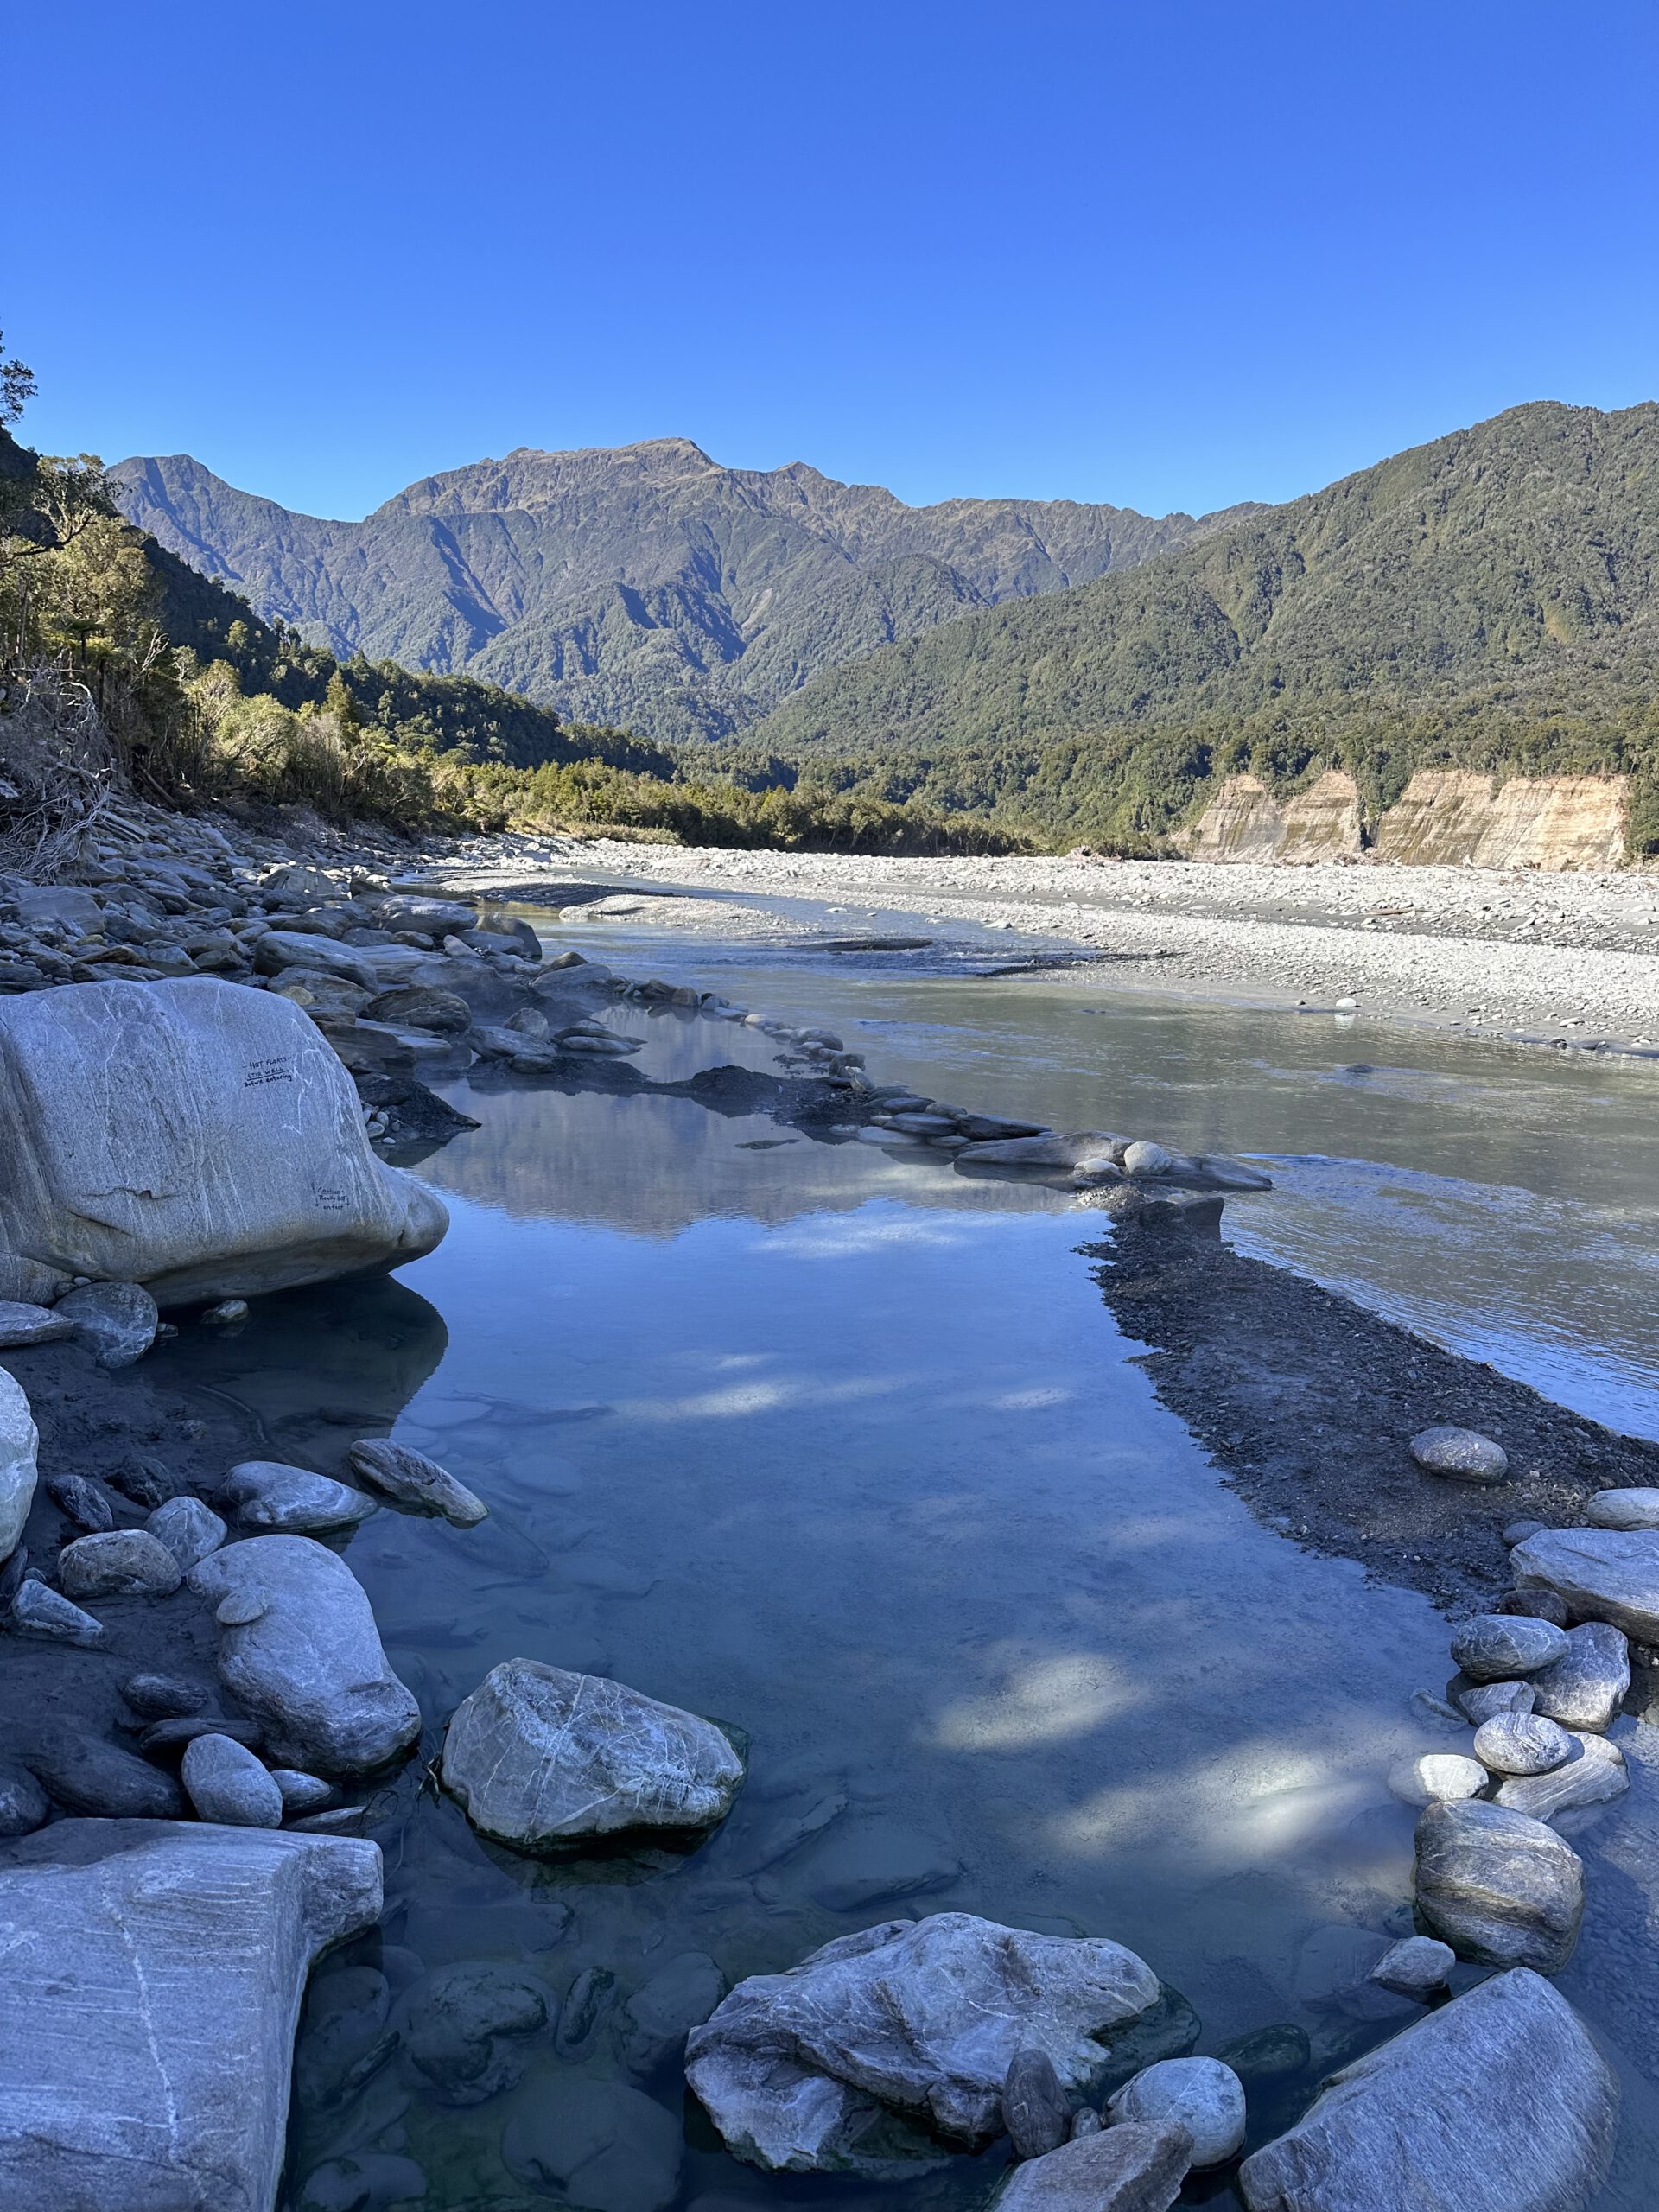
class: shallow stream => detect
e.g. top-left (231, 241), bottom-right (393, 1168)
top-left (163, 912), bottom-right (1659, 2209)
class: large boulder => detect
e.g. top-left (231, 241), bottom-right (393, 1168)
top-left (440, 1659), bottom-right (742, 1849)
top-left (684, 1914), bottom-right (1163, 2172)
top-left (1414, 1800), bottom-right (1585, 1971)
top-left (0, 1365), bottom-right (36, 1561)
top-left (189, 1535), bottom-right (421, 1776)
top-left (0, 1819), bottom-right (382, 2212)
top-left (1511, 1526), bottom-right (1659, 1643)
top-left (0, 979), bottom-right (447, 1305)
top-left (1237, 1968), bottom-right (1617, 2211)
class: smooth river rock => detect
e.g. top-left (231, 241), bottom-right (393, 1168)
top-left (1471, 1712), bottom-right (1577, 1777)
top-left (685, 1914), bottom-right (1162, 2171)
top-left (1586, 1487), bottom-right (1659, 1530)
top-left (0, 1819), bottom-right (383, 2211)
top-left (8, 1579), bottom-right (103, 1646)
top-left (347, 1438), bottom-right (487, 1526)
top-left (146, 1495), bottom-right (226, 1571)
top-left (1107, 2056), bottom-right (1245, 2166)
top-left (1495, 1733), bottom-right (1630, 1821)
top-left (221, 1459), bottom-right (379, 1535)
top-left (56, 1528), bottom-right (182, 1599)
top-left (1455, 1678), bottom-right (1534, 1725)
top-left (1409, 1425), bottom-right (1510, 1483)
top-left (0, 1364), bottom-right (37, 1560)
top-left (997, 2122), bottom-right (1194, 2212)
top-left (1368, 1936), bottom-right (1454, 1999)
top-left (189, 1535), bottom-right (421, 1776)
top-left (1448, 1613), bottom-right (1568, 1681)
top-left (1387, 1751), bottom-right (1488, 1808)
top-left (441, 1659), bottom-right (742, 1848)
top-left (1236, 1968), bottom-right (1616, 2212)
top-left (1511, 1525), bottom-right (1659, 1643)
top-left (52, 1282), bottom-right (158, 1369)
top-left (1529, 1622), bottom-right (1630, 1732)
top-left (0, 1301), bottom-right (70, 1349)
top-left (1414, 1799), bottom-right (1585, 1972)
top-left (181, 1732), bottom-right (286, 1827)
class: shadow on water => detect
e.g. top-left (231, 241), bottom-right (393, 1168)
top-left (159, 974), bottom-right (1659, 2209)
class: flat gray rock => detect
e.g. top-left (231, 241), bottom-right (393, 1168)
top-left (441, 1658), bottom-right (742, 1849)
top-left (1511, 1525), bottom-right (1659, 1643)
top-left (181, 1733), bottom-right (286, 1827)
top-left (0, 1366), bottom-right (36, 1560)
top-left (0, 1302), bottom-right (70, 1350)
top-left (189, 1535), bottom-right (421, 1776)
top-left (997, 2122), bottom-right (1193, 2212)
top-left (145, 1495), bottom-right (226, 1571)
top-left (1495, 1733), bottom-right (1629, 1822)
top-left (56, 1528), bottom-right (181, 1599)
top-left (1409, 1425), bottom-right (1509, 1483)
top-left (222, 1459), bottom-right (378, 1535)
top-left (253, 930), bottom-right (378, 988)
top-left (1236, 1968), bottom-right (1616, 2212)
top-left (1107, 2056), bottom-right (1245, 2166)
top-left (1585, 1487), bottom-right (1659, 1529)
top-left (7, 1579), bottom-right (103, 1645)
top-left (1414, 1800), bottom-right (1585, 1972)
top-left (1448, 1614), bottom-right (1568, 1681)
top-left (53, 1281), bottom-right (158, 1369)
top-left (1529, 1621), bottom-right (1630, 1732)
top-left (685, 1913), bottom-right (1162, 2171)
top-left (0, 1819), bottom-right (382, 2212)
top-left (347, 1437), bottom-right (486, 1526)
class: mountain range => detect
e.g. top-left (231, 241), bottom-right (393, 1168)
top-left (108, 440), bottom-right (1254, 745)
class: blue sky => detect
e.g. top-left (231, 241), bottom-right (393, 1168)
top-left (10, 1), bottom-right (1657, 521)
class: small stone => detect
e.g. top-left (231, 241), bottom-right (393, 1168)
top-left (1449, 1614), bottom-right (1569, 1681)
top-left (29, 1733), bottom-right (184, 1819)
top-left (1495, 1734), bottom-right (1630, 1821)
top-left (8, 1579), bottom-right (105, 1644)
top-left (1409, 1426), bottom-right (1509, 1483)
top-left (1503, 1519), bottom-right (1548, 1546)
top-left (1106, 2056), bottom-right (1245, 2166)
top-left (0, 1300), bottom-right (72, 1349)
top-left (53, 1281), bottom-right (159, 1369)
top-left (147, 1495), bottom-right (227, 1571)
top-left (181, 1732), bottom-right (286, 1827)
top-left (57, 1528), bottom-right (182, 1599)
top-left (1472, 1712), bottom-right (1578, 1777)
top-left (347, 1438), bottom-right (487, 1527)
top-left (1414, 1800), bottom-right (1585, 1972)
top-left (1456, 1680), bottom-right (1535, 1726)
top-left (271, 1768), bottom-right (335, 1815)
top-left (1070, 2106), bottom-right (1103, 2139)
top-left (1497, 1586), bottom-right (1569, 1625)
top-left (121, 1670), bottom-right (209, 1719)
top-left (221, 1459), bottom-right (378, 1535)
top-left (1388, 1752), bottom-right (1489, 1808)
top-left (1369, 1936), bottom-right (1454, 1999)
top-left (1004, 2046), bottom-right (1073, 2158)
top-left (201, 1299), bottom-right (250, 1325)
top-left (45, 1472), bottom-right (115, 1533)
top-left (1586, 1487), bottom-right (1659, 1530)
top-left (996, 2123), bottom-right (1194, 2211)
top-left (1122, 1140), bottom-right (1172, 1178)
top-left (107, 1456), bottom-right (174, 1509)
top-left (1529, 1621), bottom-right (1630, 1733)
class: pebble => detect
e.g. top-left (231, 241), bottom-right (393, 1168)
top-left (1369, 1936), bottom-right (1454, 1999)
top-left (1106, 2056), bottom-right (1246, 2166)
top-left (1586, 1488), bottom-right (1659, 1531)
top-left (1449, 1614), bottom-right (1570, 1681)
top-left (201, 1299), bottom-right (250, 1325)
top-left (1503, 1519), bottom-right (1548, 1546)
top-left (146, 1496), bottom-right (227, 1571)
top-left (1409, 1426), bottom-right (1510, 1484)
top-left (56, 1529), bottom-right (183, 1599)
top-left (1471, 1712), bottom-right (1578, 1777)
top-left (9, 1579), bottom-right (105, 1645)
top-left (181, 1733), bottom-right (286, 1827)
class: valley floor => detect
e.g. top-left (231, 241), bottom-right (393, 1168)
top-left (435, 842), bottom-right (1659, 1054)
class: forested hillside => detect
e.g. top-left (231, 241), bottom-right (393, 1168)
top-left (748, 402), bottom-right (1659, 850)
top-left (110, 440), bottom-right (1250, 743)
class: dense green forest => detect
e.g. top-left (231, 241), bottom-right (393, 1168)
top-left (0, 353), bottom-right (1022, 859)
top-left (748, 401), bottom-right (1659, 854)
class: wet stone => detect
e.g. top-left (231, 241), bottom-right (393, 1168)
top-left (44, 1473), bottom-right (114, 1533)
top-left (1496, 1586), bottom-right (1569, 1625)
top-left (1107, 2056), bottom-right (1245, 2167)
top-left (0, 1761), bottom-right (50, 1838)
top-left (553, 1965), bottom-right (615, 2057)
top-left (1004, 2046), bottom-right (1073, 2158)
top-left (296, 2153), bottom-right (429, 2212)
top-left (272, 1769), bottom-right (334, 1815)
top-left (500, 2076), bottom-right (683, 2212)
top-left (138, 1714), bottom-right (263, 1758)
top-left (1471, 1712), bottom-right (1577, 1777)
top-left (1388, 1752), bottom-right (1488, 1808)
top-left (54, 1281), bottom-right (159, 1369)
top-left (1529, 1621), bottom-right (1630, 1733)
top-left (28, 1734), bottom-right (185, 1820)
top-left (997, 2122), bottom-right (1194, 2212)
top-left (1495, 1733), bottom-right (1629, 1821)
top-left (1212, 2024), bottom-right (1311, 2086)
top-left (0, 1300), bottom-right (72, 1349)
top-left (614, 1951), bottom-right (727, 2078)
top-left (397, 1961), bottom-right (552, 2106)
top-left (1449, 1615), bottom-right (1569, 1682)
top-left (181, 1733), bottom-right (285, 1827)
top-left (1414, 1801), bottom-right (1585, 1972)
top-left (347, 1438), bottom-right (487, 1527)
top-left (1369, 1936), bottom-right (1454, 1999)
top-left (8, 1580), bottom-right (105, 1645)
top-left (221, 1459), bottom-right (378, 1535)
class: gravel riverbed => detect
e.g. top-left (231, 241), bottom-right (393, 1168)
top-left (435, 840), bottom-right (1659, 1053)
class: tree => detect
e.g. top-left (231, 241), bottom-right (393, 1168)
top-left (0, 333), bottom-right (35, 429)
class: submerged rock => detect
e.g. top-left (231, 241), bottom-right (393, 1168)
top-left (1511, 1525), bottom-right (1659, 1643)
top-left (1368, 1936), bottom-right (1453, 2000)
top-left (1409, 1426), bottom-right (1510, 1483)
top-left (500, 2076), bottom-right (683, 2212)
top-left (684, 1913), bottom-right (1162, 2172)
top-left (347, 1438), bottom-right (487, 1526)
top-left (222, 1459), bottom-right (379, 1535)
top-left (189, 1535), bottom-right (422, 1776)
top-left (1414, 1800), bottom-right (1585, 1972)
top-left (0, 1366), bottom-right (37, 1561)
top-left (440, 1659), bottom-right (741, 1849)
top-left (614, 1951), bottom-right (728, 2077)
top-left (0, 980), bottom-right (448, 1303)
top-left (1107, 2056), bottom-right (1245, 2166)
top-left (997, 2123), bottom-right (1193, 2212)
top-left (396, 1961), bottom-right (552, 2106)
top-left (1236, 1968), bottom-right (1616, 2212)
top-left (0, 1819), bottom-right (382, 2211)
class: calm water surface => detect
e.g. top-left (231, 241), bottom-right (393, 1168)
top-left (162, 918), bottom-right (1659, 2208)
